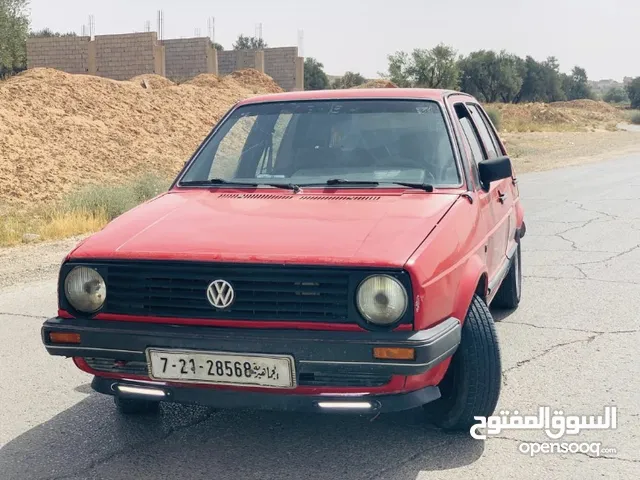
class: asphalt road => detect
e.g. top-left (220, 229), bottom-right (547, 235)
top-left (1, 155), bottom-right (639, 480)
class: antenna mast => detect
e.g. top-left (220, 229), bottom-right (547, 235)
top-left (157, 10), bottom-right (165, 41)
top-left (297, 29), bottom-right (304, 57)
top-left (88, 14), bottom-right (95, 40)
top-left (208, 17), bottom-right (216, 43)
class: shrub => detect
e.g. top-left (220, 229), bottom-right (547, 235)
top-left (630, 112), bottom-right (640, 125)
top-left (0, 173), bottom-right (171, 246)
top-left (131, 172), bottom-right (171, 203)
top-left (64, 173), bottom-right (170, 221)
top-left (603, 87), bottom-right (628, 104)
top-left (486, 107), bottom-right (502, 131)
top-left (64, 184), bottom-right (138, 221)
top-left (626, 77), bottom-right (640, 109)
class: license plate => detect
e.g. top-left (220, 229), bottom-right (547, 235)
top-left (146, 349), bottom-right (296, 389)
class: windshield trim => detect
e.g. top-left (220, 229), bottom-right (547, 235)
top-left (172, 98), bottom-right (466, 191)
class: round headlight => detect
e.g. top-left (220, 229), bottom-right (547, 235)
top-left (64, 266), bottom-right (107, 313)
top-left (356, 275), bottom-right (408, 326)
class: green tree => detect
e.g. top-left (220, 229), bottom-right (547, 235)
top-left (542, 57), bottom-right (566, 102)
top-left (332, 71), bottom-right (366, 89)
top-left (384, 44), bottom-right (459, 89)
top-left (304, 57), bottom-right (329, 90)
top-left (212, 42), bottom-right (224, 52)
top-left (232, 34), bottom-right (267, 50)
top-left (459, 50), bottom-right (524, 102)
top-left (385, 51), bottom-right (412, 87)
top-left (0, 0), bottom-right (30, 77)
top-left (562, 66), bottom-right (593, 100)
top-left (515, 56), bottom-right (565, 103)
top-left (29, 28), bottom-right (77, 37)
top-left (626, 77), bottom-right (640, 108)
top-left (603, 86), bottom-right (628, 103)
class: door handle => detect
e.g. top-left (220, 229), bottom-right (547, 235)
top-left (498, 191), bottom-right (507, 204)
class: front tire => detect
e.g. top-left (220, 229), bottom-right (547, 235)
top-left (426, 294), bottom-right (501, 431)
top-left (114, 396), bottom-right (161, 415)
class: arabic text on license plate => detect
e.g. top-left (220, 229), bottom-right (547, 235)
top-left (147, 349), bottom-right (296, 388)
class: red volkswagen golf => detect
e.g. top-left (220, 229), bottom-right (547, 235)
top-left (42, 88), bottom-right (525, 431)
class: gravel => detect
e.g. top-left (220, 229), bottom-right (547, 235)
top-left (0, 236), bottom-right (85, 288)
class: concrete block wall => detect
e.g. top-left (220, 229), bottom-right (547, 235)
top-left (235, 50), bottom-right (261, 70)
top-left (94, 32), bottom-right (161, 80)
top-left (26, 36), bottom-right (92, 74)
top-left (217, 47), bottom-right (300, 90)
top-left (26, 32), bottom-right (301, 90)
top-left (164, 37), bottom-right (212, 81)
top-left (217, 50), bottom-right (237, 75)
top-left (264, 47), bottom-right (299, 92)
top-left (218, 50), bottom-right (266, 75)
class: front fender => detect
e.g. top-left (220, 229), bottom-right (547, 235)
top-left (452, 253), bottom-right (488, 323)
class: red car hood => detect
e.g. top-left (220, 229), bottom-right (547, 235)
top-left (70, 189), bottom-right (459, 267)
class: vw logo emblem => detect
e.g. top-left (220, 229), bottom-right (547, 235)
top-left (206, 280), bottom-right (235, 309)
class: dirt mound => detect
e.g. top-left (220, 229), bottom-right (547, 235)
top-left (229, 69), bottom-right (282, 93)
top-left (487, 100), bottom-right (623, 132)
top-left (185, 70), bottom-right (281, 94)
top-left (550, 99), bottom-right (620, 114)
top-left (185, 73), bottom-right (227, 88)
top-left (0, 68), bottom-right (284, 206)
top-left (355, 79), bottom-right (398, 89)
top-left (129, 74), bottom-right (175, 89)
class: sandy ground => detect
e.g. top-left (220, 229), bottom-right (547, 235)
top-left (505, 130), bottom-right (640, 173)
top-left (0, 236), bottom-right (84, 288)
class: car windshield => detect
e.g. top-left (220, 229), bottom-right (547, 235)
top-left (179, 99), bottom-right (460, 188)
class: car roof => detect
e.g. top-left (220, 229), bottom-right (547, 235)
top-left (237, 88), bottom-right (469, 106)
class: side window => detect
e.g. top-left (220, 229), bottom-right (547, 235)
top-left (454, 102), bottom-right (484, 187)
top-left (477, 105), bottom-right (504, 155)
top-left (467, 104), bottom-right (500, 159)
top-left (459, 117), bottom-right (485, 165)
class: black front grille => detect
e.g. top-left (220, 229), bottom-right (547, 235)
top-left (84, 358), bottom-right (391, 387)
top-left (85, 357), bottom-right (148, 376)
top-left (104, 262), bottom-right (351, 322)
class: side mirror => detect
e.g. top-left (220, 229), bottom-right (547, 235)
top-left (478, 156), bottom-right (513, 188)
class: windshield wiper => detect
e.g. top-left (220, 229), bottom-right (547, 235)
top-left (265, 183), bottom-right (302, 193)
top-left (180, 178), bottom-right (259, 187)
top-left (388, 182), bottom-right (434, 192)
top-left (301, 179), bottom-right (433, 192)
top-left (180, 178), bottom-right (302, 193)
top-left (324, 178), bottom-right (380, 186)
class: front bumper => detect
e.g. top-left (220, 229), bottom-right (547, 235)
top-left (42, 317), bottom-right (461, 412)
top-left (93, 376), bottom-right (442, 413)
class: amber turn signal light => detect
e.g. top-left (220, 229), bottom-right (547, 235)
top-left (49, 332), bottom-right (81, 344)
top-left (373, 347), bottom-right (416, 360)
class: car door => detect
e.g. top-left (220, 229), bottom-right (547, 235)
top-left (466, 103), bottom-right (518, 280)
top-left (450, 100), bottom-right (501, 281)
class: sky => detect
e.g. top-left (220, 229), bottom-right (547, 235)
top-left (28, 0), bottom-right (640, 81)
